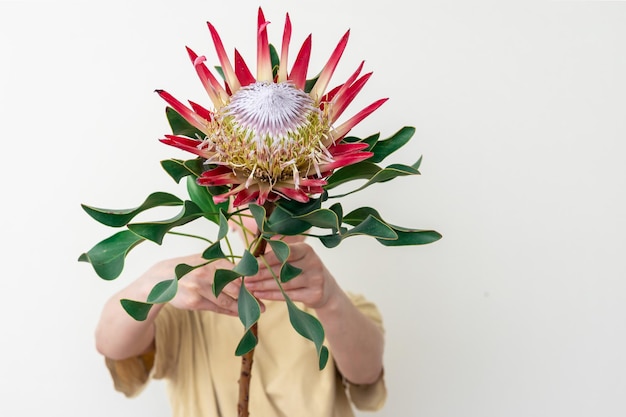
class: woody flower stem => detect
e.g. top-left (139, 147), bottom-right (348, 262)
top-left (237, 322), bottom-right (257, 417)
top-left (238, 201), bottom-right (275, 417)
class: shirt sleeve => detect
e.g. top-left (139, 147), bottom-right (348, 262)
top-left (103, 304), bottom-right (182, 397)
top-left (104, 351), bottom-right (154, 398)
top-left (344, 292), bottom-right (388, 411)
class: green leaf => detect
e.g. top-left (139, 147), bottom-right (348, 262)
top-left (217, 210), bottom-right (229, 240)
top-left (324, 161), bottom-right (382, 190)
top-left (319, 346), bottom-right (329, 370)
top-left (304, 73), bottom-right (320, 93)
top-left (235, 328), bottom-right (258, 356)
top-left (329, 160), bottom-right (422, 198)
top-left (328, 203), bottom-right (343, 224)
top-left (266, 196), bottom-right (324, 235)
top-left (269, 44), bottom-right (280, 78)
top-left (146, 279), bottom-right (178, 303)
top-left (214, 66), bottom-right (225, 80)
top-left (342, 132), bottom-right (381, 151)
top-left (277, 194), bottom-right (324, 215)
top-left (202, 241), bottom-right (227, 260)
top-left (238, 282), bottom-right (261, 330)
top-left (166, 106), bottom-right (205, 138)
top-left (316, 214), bottom-right (397, 249)
top-left (233, 250), bottom-right (259, 277)
top-left (343, 207), bottom-right (443, 246)
top-left (174, 263), bottom-right (196, 279)
top-left (266, 205), bottom-right (311, 235)
top-left (267, 240), bottom-right (289, 263)
top-left (119, 278), bottom-right (179, 321)
top-left (369, 126), bottom-right (416, 163)
top-left (286, 298), bottom-right (328, 369)
top-left (294, 208), bottom-right (341, 231)
top-left (81, 192), bottom-right (183, 227)
top-left (318, 234), bottom-right (342, 248)
top-left (183, 158), bottom-right (205, 176)
top-left (280, 262), bottom-right (302, 283)
top-left (267, 240), bottom-right (302, 282)
top-left (248, 203), bottom-right (271, 235)
top-left (213, 269), bottom-right (241, 297)
top-left (78, 230), bottom-right (145, 280)
top-left (342, 206), bottom-right (382, 224)
top-left (377, 229), bottom-right (443, 246)
top-left (210, 243), bottom-right (261, 298)
top-left (161, 159), bottom-right (196, 183)
top-left (127, 201), bottom-right (204, 244)
top-left (120, 299), bottom-right (153, 321)
top-left (186, 176), bottom-right (229, 224)
top-left (343, 215), bottom-right (397, 240)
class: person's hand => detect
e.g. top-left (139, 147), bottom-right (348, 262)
top-left (149, 254), bottom-right (253, 316)
top-left (244, 242), bottom-right (338, 310)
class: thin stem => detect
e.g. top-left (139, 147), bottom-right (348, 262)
top-left (223, 235), bottom-right (237, 263)
top-left (237, 201), bottom-right (275, 417)
top-left (259, 254), bottom-right (288, 298)
top-left (167, 231), bottom-right (214, 243)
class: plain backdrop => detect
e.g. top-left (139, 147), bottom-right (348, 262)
top-left (1, 1), bottom-right (625, 416)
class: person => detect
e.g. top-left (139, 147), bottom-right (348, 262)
top-left (95, 221), bottom-right (387, 417)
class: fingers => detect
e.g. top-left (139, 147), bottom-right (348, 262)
top-left (251, 285), bottom-right (323, 308)
top-left (173, 264), bottom-right (242, 315)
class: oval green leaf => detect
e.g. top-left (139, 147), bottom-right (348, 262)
top-left (81, 192), bottom-right (183, 227)
top-left (78, 230), bottom-right (145, 280)
top-left (238, 282), bottom-right (261, 330)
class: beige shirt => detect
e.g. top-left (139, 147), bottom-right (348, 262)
top-left (105, 293), bottom-right (386, 417)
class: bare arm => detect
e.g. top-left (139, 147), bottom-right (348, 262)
top-left (95, 254), bottom-right (243, 361)
top-left (245, 242), bottom-right (384, 384)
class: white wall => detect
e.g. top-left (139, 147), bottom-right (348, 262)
top-left (2, 1), bottom-right (625, 416)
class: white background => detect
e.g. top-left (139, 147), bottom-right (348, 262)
top-left (1, 1), bottom-right (625, 416)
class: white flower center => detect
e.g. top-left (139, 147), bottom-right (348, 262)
top-left (203, 81), bottom-right (332, 187)
top-left (224, 81), bottom-right (317, 139)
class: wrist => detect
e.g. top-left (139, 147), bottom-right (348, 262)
top-left (314, 279), bottom-right (347, 318)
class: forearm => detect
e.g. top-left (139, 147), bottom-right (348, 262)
top-left (95, 275), bottom-right (164, 361)
top-left (315, 283), bottom-right (384, 385)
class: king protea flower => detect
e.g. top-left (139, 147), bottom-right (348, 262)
top-left (157, 7), bottom-right (387, 206)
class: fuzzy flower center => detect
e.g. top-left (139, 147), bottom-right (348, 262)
top-left (209, 82), bottom-right (332, 186)
top-left (226, 82), bottom-right (316, 138)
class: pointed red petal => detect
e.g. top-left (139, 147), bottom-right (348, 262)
top-left (160, 135), bottom-right (211, 158)
top-left (309, 30), bottom-right (350, 101)
top-left (233, 186), bottom-right (260, 206)
top-left (274, 185), bottom-right (310, 203)
top-left (256, 182), bottom-right (272, 205)
top-left (288, 34), bottom-right (312, 90)
top-left (321, 84), bottom-right (342, 105)
top-left (328, 142), bottom-right (370, 156)
top-left (234, 49), bottom-right (256, 87)
top-left (256, 7), bottom-right (272, 82)
top-left (329, 61), bottom-right (364, 97)
top-left (188, 101), bottom-right (213, 121)
top-left (186, 46), bottom-right (229, 106)
top-left (211, 182), bottom-right (247, 204)
top-left (196, 165), bottom-right (239, 186)
top-left (156, 90), bottom-right (206, 132)
top-left (329, 72), bottom-right (372, 122)
top-left (332, 98), bottom-right (388, 140)
top-left (321, 61), bottom-right (364, 105)
top-left (200, 165), bottom-right (232, 176)
top-left (278, 13), bottom-right (292, 82)
top-left (298, 178), bottom-right (327, 187)
top-left (320, 151), bottom-right (374, 171)
top-left (207, 21), bottom-right (241, 93)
